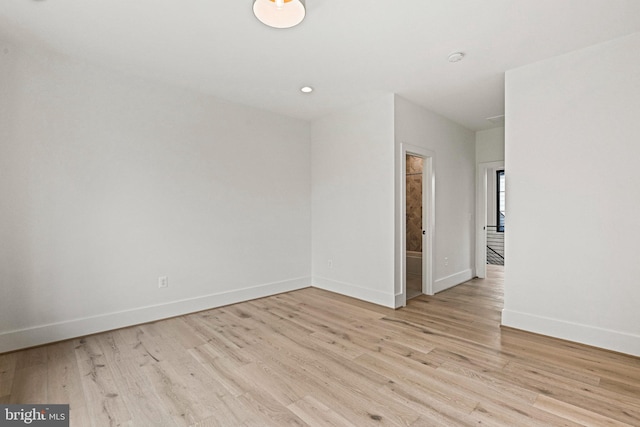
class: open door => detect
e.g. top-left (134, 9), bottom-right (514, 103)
top-left (401, 144), bottom-right (434, 304)
top-left (405, 154), bottom-right (423, 300)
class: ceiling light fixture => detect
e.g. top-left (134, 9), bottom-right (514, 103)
top-left (448, 52), bottom-right (465, 63)
top-left (300, 86), bottom-right (313, 93)
top-left (253, 0), bottom-right (306, 29)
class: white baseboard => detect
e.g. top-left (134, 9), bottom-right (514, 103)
top-left (502, 309), bottom-right (640, 357)
top-left (0, 276), bottom-right (311, 354)
top-left (433, 269), bottom-right (473, 293)
top-left (394, 293), bottom-right (405, 308)
top-left (312, 276), bottom-right (395, 308)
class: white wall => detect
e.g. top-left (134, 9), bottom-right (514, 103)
top-left (476, 127), bottom-right (505, 227)
top-left (503, 33), bottom-right (640, 356)
top-left (0, 43), bottom-right (311, 353)
top-left (476, 127), bottom-right (505, 164)
top-left (394, 96), bottom-right (476, 296)
top-left (311, 96), bottom-right (396, 307)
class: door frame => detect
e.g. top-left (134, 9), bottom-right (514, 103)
top-left (400, 143), bottom-right (435, 305)
top-left (475, 160), bottom-right (504, 278)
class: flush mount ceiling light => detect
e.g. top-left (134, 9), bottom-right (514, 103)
top-left (448, 52), bottom-right (465, 63)
top-left (300, 86), bottom-right (313, 93)
top-left (253, 0), bottom-right (306, 29)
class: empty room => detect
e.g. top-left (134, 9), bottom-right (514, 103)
top-left (1, 1), bottom-right (639, 426)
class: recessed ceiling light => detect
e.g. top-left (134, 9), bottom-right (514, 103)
top-left (448, 52), bottom-right (465, 63)
top-left (300, 86), bottom-right (313, 93)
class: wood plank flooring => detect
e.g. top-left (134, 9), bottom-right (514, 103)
top-left (2, 266), bottom-right (639, 426)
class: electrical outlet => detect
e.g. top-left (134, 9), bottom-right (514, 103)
top-left (158, 276), bottom-right (168, 289)
top-left (444, 257), bottom-right (449, 266)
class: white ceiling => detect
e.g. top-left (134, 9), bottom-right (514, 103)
top-left (1, 0), bottom-right (639, 131)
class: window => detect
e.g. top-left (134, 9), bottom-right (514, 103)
top-left (497, 170), bottom-right (505, 232)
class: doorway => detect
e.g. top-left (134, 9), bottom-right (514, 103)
top-left (486, 169), bottom-right (505, 266)
top-left (406, 154), bottom-right (423, 299)
top-left (401, 144), bottom-right (434, 304)
top-left (475, 161), bottom-right (505, 278)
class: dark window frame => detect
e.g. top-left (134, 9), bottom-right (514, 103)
top-left (497, 170), bottom-right (505, 232)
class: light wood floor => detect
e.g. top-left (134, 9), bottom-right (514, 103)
top-left (2, 266), bottom-right (639, 426)
top-left (406, 273), bottom-right (422, 300)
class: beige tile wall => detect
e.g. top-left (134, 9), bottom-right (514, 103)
top-left (406, 155), bottom-right (422, 253)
